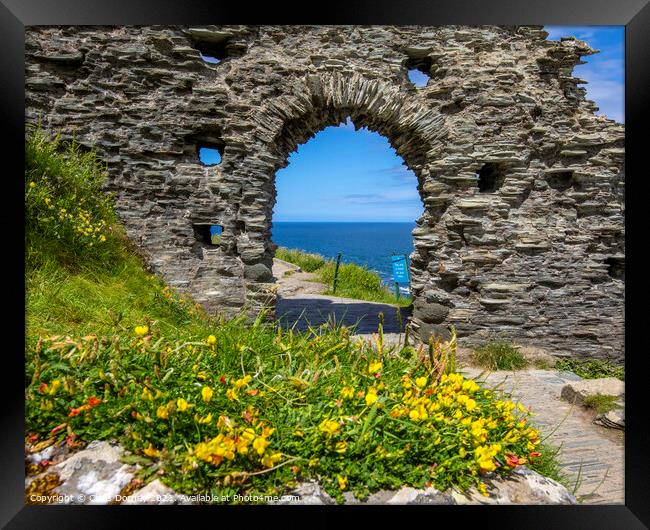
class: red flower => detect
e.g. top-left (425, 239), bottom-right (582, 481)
top-left (506, 454), bottom-right (526, 467)
top-left (68, 408), bottom-right (81, 417)
top-left (38, 383), bottom-right (48, 393)
top-left (40, 460), bottom-right (51, 467)
top-left (87, 396), bottom-right (102, 407)
top-left (50, 423), bottom-right (67, 435)
top-left (530, 451), bottom-right (542, 458)
top-left (219, 376), bottom-right (227, 384)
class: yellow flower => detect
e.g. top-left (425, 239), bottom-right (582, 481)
top-left (176, 398), bottom-right (189, 411)
top-left (134, 325), bottom-right (149, 336)
top-left (477, 482), bottom-right (488, 496)
top-left (368, 361), bottom-right (382, 374)
top-left (144, 444), bottom-right (160, 458)
top-left (234, 375), bottom-right (252, 389)
top-left (156, 405), bottom-right (169, 419)
top-left (340, 386), bottom-right (355, 399)
top-left (334, 441), bottom-right (348, 454)
top-left (253, 436), bottom-right (270, 456)
top-left (261, 425), bottom-right (275, 438)
top-left (319, 418), bottom-right (341, 436)
top-left (141, 387), bottom-right (154, 401)
top-left (29, 181), bottom-right (36, 188)
top-left (261, 452), bottom-right (282, 468)
top-left (337, 475), bottom-right (348, 490)
top-left (459, 447), bottom-right (467, 458)
top-left (464, 398), bottom-right (477, 412)
top-left (201, 386), bottom-right (213, 403)
top-left (478, 457), bottom-right (496, 472)
top-left (365, 387), bottom-right (378, 406)
top-left (197, 413), bottom-right (213, 424)
top-left (48, 380), bottom-right (61, 395)
top-left (453, 409), bottom-right (463, 420)
top-left (415, 376), bottom-right (428, 388)
top-left (409, 405), bottom-right (428, 421)
top-left (226, 388), bottom-right (238, 401)
top-left (206, 335), bottom-right (217, 345)
top-left (99, 234), bottom-right (106, 242)
top-left (462, 380), bottom-right (480, 393)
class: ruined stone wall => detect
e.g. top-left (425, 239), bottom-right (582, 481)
top-left (25, 25), bottom-right (625, 360)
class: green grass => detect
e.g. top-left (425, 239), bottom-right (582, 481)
top-left (275, 247), bottom-right (412, 307)
top-left (527, 442), bottom-right (570, 490)
top-left (24, 130), bottom-right (562, 504)
top-left (583, 394), bottom-right (621, 414)
top-left (275, 247), bottom-right (326, 272)
top-left (555, 358), bottom-right (624, 381)
top-left (471, 342), bottom-right (529, 371)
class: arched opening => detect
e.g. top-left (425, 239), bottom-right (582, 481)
top-left (269, 116), bottom-right (425, 336)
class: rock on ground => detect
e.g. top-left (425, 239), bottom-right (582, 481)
top-left (272, 467), bottom-right (576, 505)
top-left (48, 441), bottom-right (137, 504)
top-left (560, 377), bottom-right (625, 406)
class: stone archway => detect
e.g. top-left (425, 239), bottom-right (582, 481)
top-left (236, 74), bottom-right (456, 342)
top-left (25, 25), bottom-right (625, 359)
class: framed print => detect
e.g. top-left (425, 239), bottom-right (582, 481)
top-left (3, 0), bottom-right (648, 527)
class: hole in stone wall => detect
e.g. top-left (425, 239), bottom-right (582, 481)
top-left (193, 38), bottom-right (230, 61)
top-left (405, 55), bottom-right (432, 88)
top-left (530, 105), bottom-right (543, 121)
top-left (190, 34), bottom-right (245, 63)
top-left (407, 69), bottom-right (429, 87)
top-left (200, 53), bottom-right (221, 64)
top-left (193, 224), bottom-right (223, 246)
top-left (605, 256), bottom-right (624, 281)
top-left (545, 171), bottom-right (575, 192)
top-left (476, 163), bottom-right (506, 193)
top-left (198, 144), bottom-right (223, 166)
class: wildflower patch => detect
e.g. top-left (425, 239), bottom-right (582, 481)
top-left (26, 326), bottom-right (543, 504)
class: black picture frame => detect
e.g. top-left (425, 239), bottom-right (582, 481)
top-left (3, 0), bottom-right (648, 527)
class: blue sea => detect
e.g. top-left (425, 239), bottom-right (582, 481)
top-left (271, 222), bottom-right (415, 287)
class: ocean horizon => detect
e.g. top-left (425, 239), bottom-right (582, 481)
top-left (271, 221), bottom-right (415, 286)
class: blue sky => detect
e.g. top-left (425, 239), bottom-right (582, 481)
top-left (201, 27), bottom-right (624, 223)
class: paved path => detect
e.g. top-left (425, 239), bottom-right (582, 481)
top-left (272, 259), bottom-right (625, 505)
top-left (461, 368), bottom-right (624, 505)
top-left (273, 258), bottom-right (411, 335)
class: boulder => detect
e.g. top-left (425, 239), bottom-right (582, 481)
top-left (49, 441), bottom-right (137, 504)
top-left (560, 377), bottom-right (625, 406)
top-left (413, 299), bottom-right (449, 324)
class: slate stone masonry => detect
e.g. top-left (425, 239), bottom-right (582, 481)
top-left (25, 25), bottom-right (625, 360)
